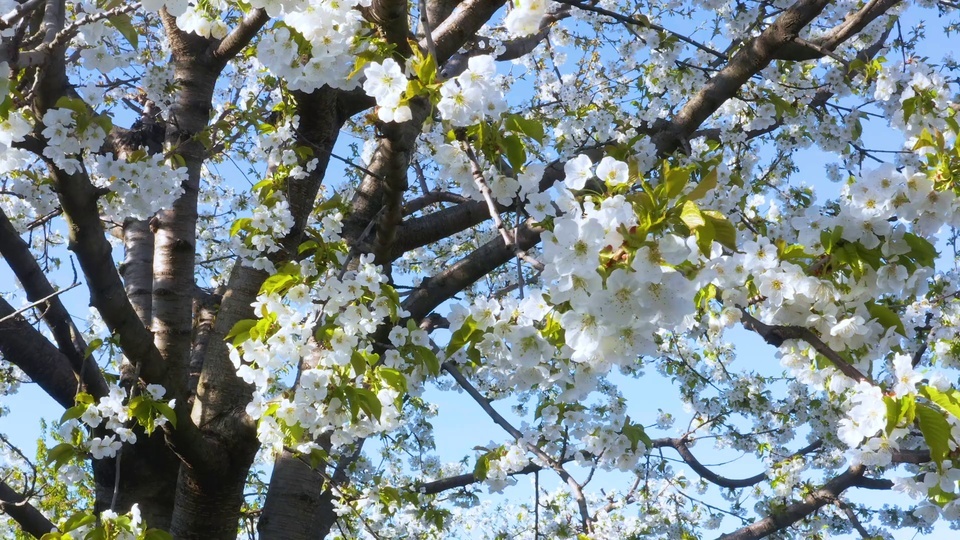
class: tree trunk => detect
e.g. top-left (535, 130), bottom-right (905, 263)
top-left (121, 218), bottom-right (154, 326)
top-left (93, 430), bottom-right (181, 530)
top-left (169, 463), bottom-right (253, 540)
top-left (257, 451), bottom-right (337, 540)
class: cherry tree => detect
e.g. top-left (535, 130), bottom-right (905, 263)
top-left (0, 0), bottom-right (958, 538)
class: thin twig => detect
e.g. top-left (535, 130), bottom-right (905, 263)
top-left (792, 36), bottom-right (847, 63)
top-left (0, 282), bottom-right (80, 324)
top-left (418, 0), bottom-right (437, 63)
top-left (459, 140), bottom-right (545, 272)
top-left (550, 0), bottom-right (726, 60)
top-left (442, 361), bottom-right (593, 533)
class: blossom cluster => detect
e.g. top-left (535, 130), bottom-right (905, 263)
top-left (231, 231), bottom-right (427, 452)
top-left (503, 0), bottom-right (553, 37)
top-left (55, 383), bottom-right (176, 484)
top-left (91, 153), bottom-right (188, 222)
top-left (437, 55), bottom-right (507, 127)
top-left (255, 0), bottom-right (370, 93)
top-left (41, 106), bottom-right (108, 175)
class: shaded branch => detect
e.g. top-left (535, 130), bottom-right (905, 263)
top-left (211, 8), bottom-right (269, 66)
top-left (428, 0), bottom-right (507, 64)
top-left (739, 310), bottom-right (870, 383)
top-left (402, 191), bottom-right (471, 215)
top-left (0, 296), bottom-right (81, 408)
top-left (0, 480), bottom-right (56, 538)
top-left (718, 464), bottom-right (869, 540)
top-left (402, 221), bottom-right (542, 320)
top-left (653, 0), bottom-right (833, 155)
top-left (771, 0), bottom-right (902, 61)
top-left (0, 208), bottom-right (107, 398)
top-left (368, 0), bottom-right (412, 55)
top-left (438, 7), bottom-right (571, 79)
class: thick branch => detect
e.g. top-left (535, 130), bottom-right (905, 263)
top-left (0, 297), bottom-right (78, 408)
top-left (120, 218), bottom-right (154, 328)
top-left (389, 150), bottom-right (583, 259)
top-left (372, 107), bottom-right (428, 269)
top-left (772, 0), bottom-right (902, 61)
top-left (49, 166), bottom-right (169, 385)
top-left (0, 480), bottom-right (55, 538)
top-left (211, 8), bottom-right (269, 66)
top-left (428, 0), bottom-right (507, 64)
top-left (344, 104), bottom-right (428, 259)
top-left (368, 0), bottom-right (411, 55)
top-left (0, 209), bottom-right (107, 398)
top-left (739, 310), bottom-right (870, 383)
top-left (653, 0), bottom-right (832, 155)
top-left (402, 221), bottom-right (542, 320)
top-left (718, 465), bottom-right (869, 540)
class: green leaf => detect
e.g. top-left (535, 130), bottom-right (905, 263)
top-left (230, 217), bottom-right (252, 237)
top-left (351, 351), bottom-right (367, 377)
top-left (381, 284), bottom-right (401, 320)
top-left (686, 168), bottom-right (717, 201)
top-left (903, 232), bottom-right (938, 268)
top-left (413, 345), bottom-right (441, 376)
top-left (694, 218), bottom-right (715, 256)
top-left (60, 405), bottom-right (87, 425)
top-left (473, 453), bottom-right (490, 480)
top-left (921, 386), bottom-right (960, 421)
top-left (504, 114), bottom-right (544, 143)
top-left (316, 194), bottom-right (343, 213)
top-left (620, 417), bottom-right (653, 452)
top-left (663, 164), bottom-right (690, 200)
top-left (154, 401), bottom-right (178, 429)
top-left (900, 393), bottom-right (917, 426)
top-left (778, 243), bottom-right (810, 261)
top-left (445, 317), bottom-right (479, 357)
top-left (142, 530), bottom-right (174, 540)
top-left (225, 319), bottom-right (257, 345)
top-left (0, 67), bottom-right (10, 111)
top-left (694, 283), bottom-right (718, 311)
top-left (883, 396), bottom-right (901, 435)
top-left (107, 13), bottom-right (140, 50)
top-left (865, 301), bottom-right (906, 337)
top-left (298, 240), bottom-right (319, 255)
top-left (378, 367), bottom-right (407, 393)
top-left (416, 52), bottom-right (437, 86)
top-left (54, 97), bottom-right (87, 116)
top-left (61, 512), bottom-right (95, 532)
top-left (354, 388), bottom-right (382, 422)
top-left (502, 134), bottom-right (526, 171)
top-left (821, 227), bottom-right (843, 253)
top-left (702, 210), bottom-right (737, 250)
top-left (679, 200), bottom-right (705, 229)
top-left (260, 273), bottom-right (295, 295)
top-left (46, 443), bottom-right (76, 471)
top-left (344, 387), bottom-right (361, 422)
top-left (83, 338), bottom-right (103, 360)
top-left (916, 403), bottom-right (952, 466)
